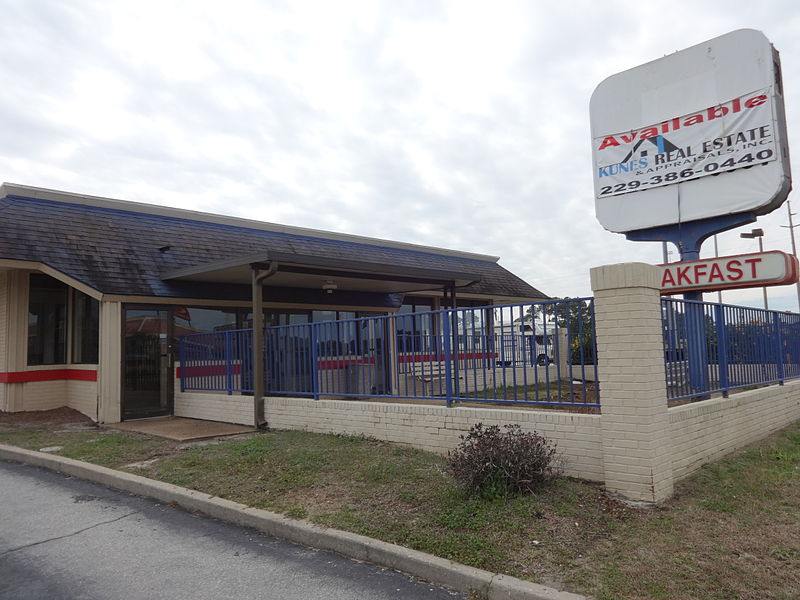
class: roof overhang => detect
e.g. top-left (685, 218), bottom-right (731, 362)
top-left (161, 252), bottom-right (481, 294)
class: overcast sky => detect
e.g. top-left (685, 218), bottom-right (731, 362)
top-left (3, 1), bottom-right (800, 309)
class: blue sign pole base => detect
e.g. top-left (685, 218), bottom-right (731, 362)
top-left (625, 212), bottom-right (757, 265)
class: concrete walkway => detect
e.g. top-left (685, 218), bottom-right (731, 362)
top-left (108, 416), bottom-right (255, 441)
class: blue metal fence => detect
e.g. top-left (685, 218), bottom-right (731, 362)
top-left (179, 299), bottom-right (599, 408)
top-left (179, 328), bottom-right (254, 394)
top-left (662, 298), bottom-right (800, 401)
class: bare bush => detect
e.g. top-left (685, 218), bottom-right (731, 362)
top-left (447, 423), bottom-right (561, 498)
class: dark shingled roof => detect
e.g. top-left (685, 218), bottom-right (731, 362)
top-left (0, 192), bottom-right (546, 302)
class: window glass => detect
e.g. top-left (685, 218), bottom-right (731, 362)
top-left (337, 313), bottom-right (358, 355)
top-left (313, 311), bottom-right (338, 357)
top-left (312, 310), bottom-right (337, 323)
top-left (28, 274), bottom-right (68, 365)
top-left (72, 290), bottom-right (99, 364)
top-left (282, 313), bottom-right (310, 325)
top-left (173, 307), bottom-right (238, 335)
top-left (396, 302), bottom-right (435, 353)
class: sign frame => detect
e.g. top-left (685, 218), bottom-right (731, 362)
top-left (659, 250), bottom-right (799, 295)
top-left (590, 29), bottom-right (791, 235)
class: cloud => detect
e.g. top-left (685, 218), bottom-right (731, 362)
top-left (2, 0), bottom-right (800, 308)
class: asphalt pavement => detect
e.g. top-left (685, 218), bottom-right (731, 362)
top-left (0, 460), bottom-right (463, 600)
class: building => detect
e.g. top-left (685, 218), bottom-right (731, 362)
top-left (0, 183), bottom-right (546, 423)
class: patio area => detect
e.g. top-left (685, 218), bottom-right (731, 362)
top-left (109, 416), bottom-right (255, 441)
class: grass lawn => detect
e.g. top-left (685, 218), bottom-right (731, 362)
top-left (1, 410), bottom-right (798, 599)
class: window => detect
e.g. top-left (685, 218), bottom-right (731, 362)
top-left (313, 311), bottom-right (357, 356)
top-left (173, 307), bottom-right (238, 335)
top-left (72, 290), bottom-right (100, 363)
top-left (395, 300), bottom-right (434, 353)
top-left (28, 274), bottom-right (68, 365)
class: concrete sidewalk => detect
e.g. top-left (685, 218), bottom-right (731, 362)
top-left (108, 416), bottom-right (255, 440)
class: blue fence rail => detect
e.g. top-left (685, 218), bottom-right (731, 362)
top-left (179, 299), bottom-right (599, 408)
top-left (662, 298), bottom-right (800, 401)
top-left (179, 328), bottom-right (254, 394)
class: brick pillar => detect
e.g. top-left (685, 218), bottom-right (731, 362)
top-left (591, 263), bottom-right (673, 503)
top-left (98, 301), bottom-right (122, 423)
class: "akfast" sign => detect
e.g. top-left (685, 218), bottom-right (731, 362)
top-left (659, 251), bottom-right (798, 295)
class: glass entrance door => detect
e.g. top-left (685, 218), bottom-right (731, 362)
top-left (123, 307), bottom-right (172, 419)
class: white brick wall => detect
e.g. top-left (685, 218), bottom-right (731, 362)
top-left (19, 380), bottom-right (68, 411)
top-left (67, 380), bottom-right (98, 420)
top-left (0, 272), bottom-right (7, 411)
top-left (6, 369), bottom-right (98, 418)
top-left (174, 391), bottom-right (254, 426)
top-left (263, 397), bottom-right (604, 482)
top-left (669, 381), bottom-right (800, 480)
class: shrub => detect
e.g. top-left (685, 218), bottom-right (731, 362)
top-left (447, 423), bottom-right (560, 498)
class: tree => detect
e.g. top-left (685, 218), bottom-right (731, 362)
top-left (551, 298), bottom-right (596, 365)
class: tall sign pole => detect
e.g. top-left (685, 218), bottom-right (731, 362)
top-left (782, 200), bottom-right (800, 311)
top-left (590, 29), bottom-right (792, 397)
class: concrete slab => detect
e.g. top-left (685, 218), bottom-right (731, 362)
top-left (107, 417), bottom-right (255, 441)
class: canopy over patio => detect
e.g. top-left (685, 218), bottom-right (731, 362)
top-left (164, 250), bottom-right (485, 427)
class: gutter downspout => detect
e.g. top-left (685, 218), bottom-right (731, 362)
top-left (252, 262), bottom-right (279, 429)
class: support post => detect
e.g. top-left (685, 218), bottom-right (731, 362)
top-left (252, 268), bottom-right (265, 428)
top-left (310, 324), bottom-right (320, 400)
top-left (557, 327), bottom-right (569, 381)
top-left (251, 262), bottom-right (279, 428)
top-left (592, 263), bottom-right (674, 503)
top-left (224, 331), bottom-right (234, 396)
top-left (715, 304), bottom-right (730, 397)
top-left (442, 312), bottom-right (454, 407)
top-left (627, 214), bottom-right (757, 398)
top-left (773, 312), bottom-right (785, 385)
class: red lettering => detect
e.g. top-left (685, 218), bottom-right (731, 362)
top-left (693, 264), bottom-right (708, 281)
top-left (727, 260), bottom-right (743, 281)
top-left (744, 257), bottom-right (762, 277)
top-left (598, 136), bottom-right (619, 150)
top-left (661, 269), bottom-right (676, 287)
top-left (601, 94), bottom-right (768, 157)
top-left (677, 266), bottom-right (692, 285)
top-left (707, 105), bottom-right (728, 120)
top-left (708, 262), bottom-right (725, 282)
top-left (744, 94), bottom-right (768, 109)
top-left (640, 127), bottom-right (659, 139)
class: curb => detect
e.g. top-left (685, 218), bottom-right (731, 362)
top-left (0, 444), bottom-right (587, 600)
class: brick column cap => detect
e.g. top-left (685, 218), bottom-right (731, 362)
top-left (590, 262), bottom-right (662, 293)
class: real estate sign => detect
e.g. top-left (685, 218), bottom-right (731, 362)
top-left (590, 29), bottom-right (791, 234)
top-left (595, 88), bottom-right (776, 197)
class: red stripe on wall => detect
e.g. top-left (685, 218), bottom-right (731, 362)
top-left (397, 352), bottom-right (496, 363)
top-left (174, 352), bottom-right (501, 379)
top-left (316, 358), bottom-right (377, 369)
top-left (176, 365), bottom-right (243, 378)
top-left (0, 369), bottom-right (98, 383)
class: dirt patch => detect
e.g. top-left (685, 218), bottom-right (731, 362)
top-left (0, 407), bottom-right (96, 430)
